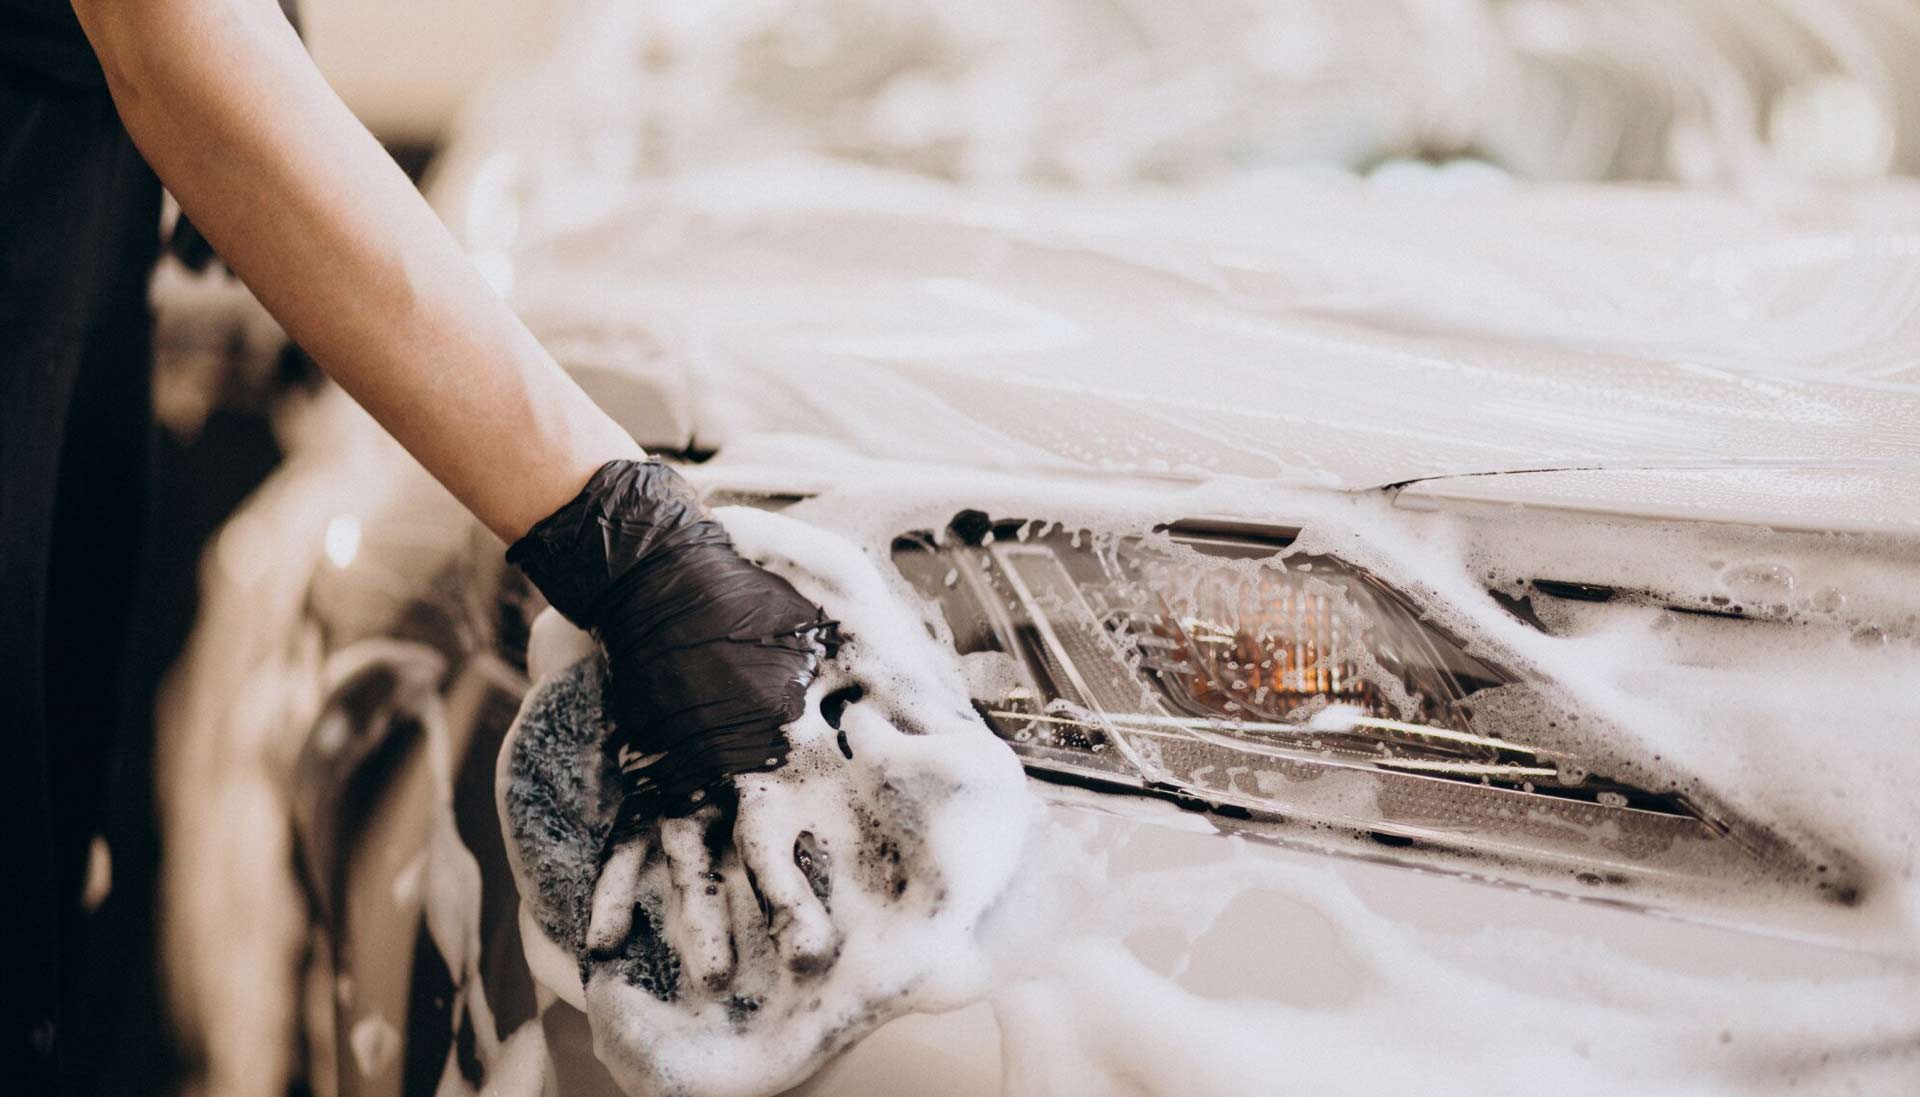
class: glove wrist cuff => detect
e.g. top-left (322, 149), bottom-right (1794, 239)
top-left (506, 458), bottom-right (709, 627)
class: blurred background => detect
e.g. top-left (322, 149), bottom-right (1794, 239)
top-left (300, 0), bottom-right (1920, 181)
top-left (303, 0), bottom-right (561, 150)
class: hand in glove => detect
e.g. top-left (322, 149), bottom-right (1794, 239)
top-left (508, 459), bottom-right (841, 986)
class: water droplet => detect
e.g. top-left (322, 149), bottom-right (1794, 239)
top-left (1809, 586), bottom-right (1846, 614)
top-left (1721, 561), bottom-right (1795, 602)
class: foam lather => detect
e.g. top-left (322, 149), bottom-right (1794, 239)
top-left (506, 458), bottom-right (835, 829)
top-left (498, 507), bottom-right (1036, 1097)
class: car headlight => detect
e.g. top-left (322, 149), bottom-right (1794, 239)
top-left (893, 511), bottom-right (1777, 893)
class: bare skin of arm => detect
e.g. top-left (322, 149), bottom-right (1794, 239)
top-left (70, 0), bottom-right (643, 542)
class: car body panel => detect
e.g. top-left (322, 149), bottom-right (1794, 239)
top-left (166, 127), bottom-right (1920, 1097)
top-left (1397, 463), bottom-right (1920, 536)
top-left (222, 421), bottom-right (1916, 1097)
top-left (501, 161), bottom-right (1920, 522)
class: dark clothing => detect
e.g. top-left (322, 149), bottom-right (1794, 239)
top-left (1, 47), bottom-right (162, 1096)
top-left (4, 5), bottom-right (312, 1091)
top-left (0, 0), bottom-right (102, 86)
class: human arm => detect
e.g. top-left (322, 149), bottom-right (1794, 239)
top-left (71, 1), bottom-right (841, 982)
top-left (70, 0), bottom-right (639, 541)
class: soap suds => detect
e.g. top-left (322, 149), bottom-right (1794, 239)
top-left (499, 507), bottom-right (1036, 1097)
top-left (696, 466), bottom-right (1920, 940)
top-left (162, 415), bottom-right (1920, 1097)
top-left (153, 0), bottom-right (1920, 1075)
top-left (497, 489), bottom-right (1919, 1096)
top-left (976, 798), bottom-right (1920, 1097)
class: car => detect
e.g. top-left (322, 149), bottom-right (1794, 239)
top-left (158, 5), bottom-right (1920, 1097)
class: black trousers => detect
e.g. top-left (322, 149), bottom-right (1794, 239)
top-left (1, 60), bottom-right (161, 1094)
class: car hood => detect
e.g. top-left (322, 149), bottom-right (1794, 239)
top-left (494, 160), bottom-right (1920, 529)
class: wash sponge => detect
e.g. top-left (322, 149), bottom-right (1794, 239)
top-left (497, 507), bottom-right (1035, 1097)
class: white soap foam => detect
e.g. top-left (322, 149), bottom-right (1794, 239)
top-left (984, 827), bottom-right (1920, 1097)
top-left (480, 1021), bottom-right (551, 1097)
top-left (1287, 496), bottom-right (1920, 935)
top-left (498, 507), bottom-right (1037, 1097)
top-left (696, 462), bottom-right (1920, 939)
top-left (496, 479), bottom-right (1920, 1096)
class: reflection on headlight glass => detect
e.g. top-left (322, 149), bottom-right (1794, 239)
top-left (893, 513), bottom-right (1745, 886)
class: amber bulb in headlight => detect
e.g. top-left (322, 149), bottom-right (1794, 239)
top-left (1131, 563), bottom-right (1384, 727)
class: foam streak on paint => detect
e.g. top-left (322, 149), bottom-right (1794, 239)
top-left (498, 496), bottom-right (1918, 1096)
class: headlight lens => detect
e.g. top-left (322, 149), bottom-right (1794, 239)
top-left (893, 513), bottom-right (1736, 886)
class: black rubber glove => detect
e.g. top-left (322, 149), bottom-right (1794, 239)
top-left (507, 460), bottom-right (834, 838)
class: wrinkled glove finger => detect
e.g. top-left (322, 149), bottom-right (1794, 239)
top-left (659, 812), bottom-right (735, 994)
top-left (585, 833), bottom-right (649, 958)
top-left (735, 783), bottom-right (840, 975)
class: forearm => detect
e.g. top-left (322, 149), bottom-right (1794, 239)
top-left (72, 0), bottom-right (642, 541)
